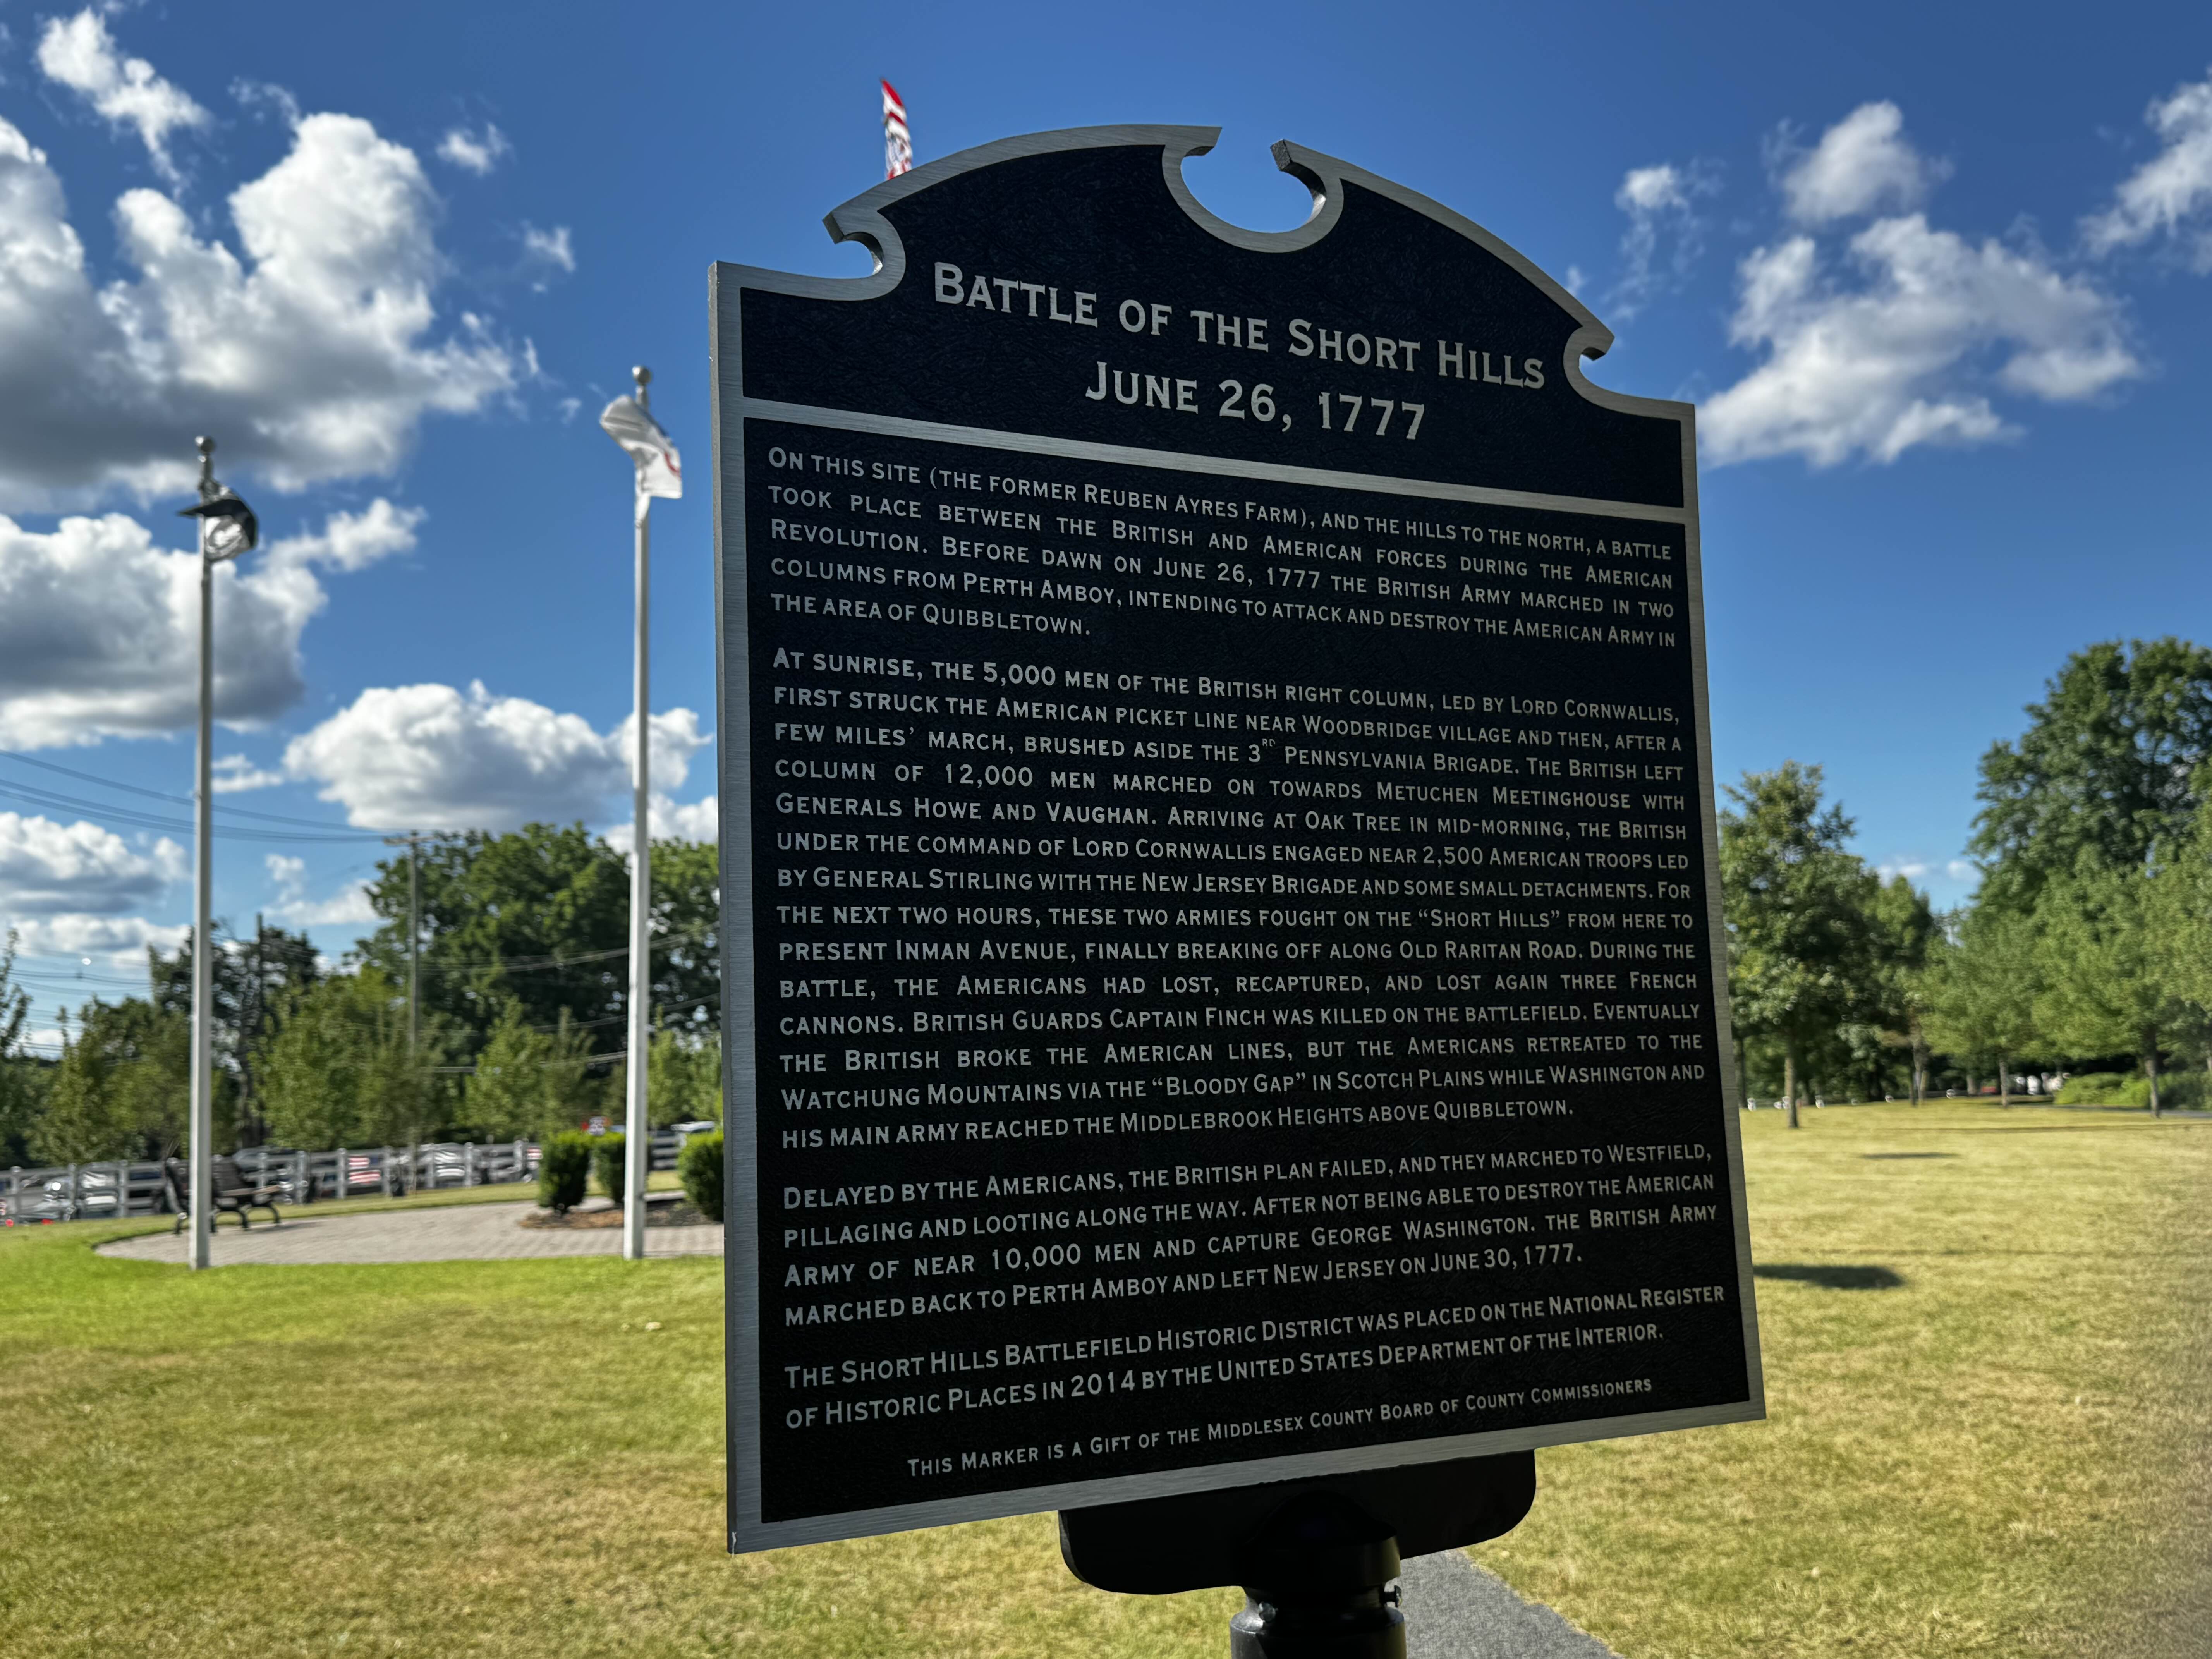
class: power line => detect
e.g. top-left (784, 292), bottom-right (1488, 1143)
top-left (0, 777), bottom-right (383, 845)
top-left (0, 748), bottom-right (395, 836)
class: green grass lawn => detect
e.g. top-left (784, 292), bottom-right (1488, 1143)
top-left (1, 1104), bottom-right (2204, 1658)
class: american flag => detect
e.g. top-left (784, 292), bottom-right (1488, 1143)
top-left (882, 80), bottom-right (912, 179)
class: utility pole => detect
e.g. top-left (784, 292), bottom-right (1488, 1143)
top-left (384, 833), bottom-right (428, 1191)
top-left (178, 437), bottom-right (256, 1271)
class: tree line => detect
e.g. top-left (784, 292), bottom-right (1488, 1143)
top-left (1724, 637), bottom-right (2212, 1119)
top-left (0, 825), bottom-right (723, 1166)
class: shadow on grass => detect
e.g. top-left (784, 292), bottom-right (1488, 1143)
top-left (1862, 1152), bottom-right (1959, 1161)
top-left (1753, 1263), bottom-right (1905, 1290)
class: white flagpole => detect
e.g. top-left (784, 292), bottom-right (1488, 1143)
top-left (623, 367), bottom-right (653, 1262)
top-left (189, 436), bottom-right (216, 1272)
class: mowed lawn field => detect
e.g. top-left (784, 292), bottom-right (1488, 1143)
top-left (2, 1104), bottom-right (2205, 1659)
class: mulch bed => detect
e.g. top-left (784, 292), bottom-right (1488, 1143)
top-left (519, 1198), bottom-right (714, 1230)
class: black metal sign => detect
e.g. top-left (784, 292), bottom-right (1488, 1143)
top-left (712, 125), bottom-right (1762, 1553)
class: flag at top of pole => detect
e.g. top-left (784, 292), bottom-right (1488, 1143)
top-left (882, 79), bottom-right (912, 179)
top-left (599, 393), bottom-right (682, 519)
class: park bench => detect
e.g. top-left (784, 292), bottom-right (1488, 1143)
top-left (163, 1156), bottom-right (284, 1232)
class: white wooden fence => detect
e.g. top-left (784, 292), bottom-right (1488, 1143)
top-left (0, 1130), bottom-right (697, 1224)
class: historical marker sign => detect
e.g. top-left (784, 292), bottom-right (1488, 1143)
top-left (711, 126), bottom-right (1764, 1554)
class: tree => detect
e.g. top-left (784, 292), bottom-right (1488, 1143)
top-left (1720, 763), bottom-right (1883, 1127)
top-left (1925, 907), bottom-right (2042, 1106)
top-left (1970, 638), bottom-right (2212, 913)
top-left (258, 970), bottom-right (441, 1151)
top-left (1869, 876), bottom-right (1938, 1103)
top-left (31, 998), bottom-right (192, 1163)
top-left (150, 922), bottom-right (319, 1148)
top-left (2035, 863), bottom-right (2186, 1115)
top-left (606, 1026), bottom-right (723, 1128)
top-left (2150, 805), bottom-right (2212, 1068)
top-left (354, 826), bottom-right (720, 1061)
top-left (0, 931), bottom-right (41, 1164)
top-left (461, 1002), bottom-right (605, 1142)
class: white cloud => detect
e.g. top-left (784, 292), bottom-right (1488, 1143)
top-left (617, 706), bottom-right (711, 797)
top-left (436, 123), bottom-right (510, 175)
top-left (0, 500), bottom-right (419, 748)
top-left (36, 10), bottom-right (210, 187)
top-left (232, 79), bottom-right (302, 128)
top-left (0, 812), bottom-right (181, 915)
top-left (1945, 859), bottom-right (1979, 884)
top-left (1611, 161), bottom-right (1718, 317)
top-left (264, 852), bottom-right (376, 926)
top-left (1775, 102), bottom-right (1948, 225)
top-left (1877, 857), bottom-right (1932, 883)
top-left (283, 682), bottom-right (710, 832)
top-left (2084, 69), bottom-right (2212, 267)
top-left (1704, 214), bottom-right (2139, 468)
top-left (522, 223), bottom-right (574, 272)
top-left (212, 754), bottom-right (285, 793)
top-left (11, 912), bottom-right (187, 971)
top-left (0, 105), bottom-right (516, 508)
top-left (265, 497), bottom-right (424, 574)
top-left (604, 792), bottom-right (720, 854)
top-left (520, 223), bottom-right (575, 290)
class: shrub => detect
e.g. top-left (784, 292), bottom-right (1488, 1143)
top-left (2057, 1072), bottom-right (2131, 1105)
top-left (679, 1130), bottom-right (724, 1223)
top-left (538, 1132), bottom-right (591, 1215)
top-left (2052, 1070), bottom-right (2205, 1109)
top-left (594, 1133), bottom-right (627, 1206)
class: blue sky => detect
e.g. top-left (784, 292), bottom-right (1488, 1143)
top-left (2, 0), bottom-right (2209, 1040)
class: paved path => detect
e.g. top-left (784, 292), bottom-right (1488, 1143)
top-left (98, 1201), bottom-right (722, 1266)
top-left (1401, 1550), bottom-right (1623, 1657)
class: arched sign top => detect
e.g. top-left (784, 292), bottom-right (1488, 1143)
top-left (730, 125), bottom-right (1690, 513)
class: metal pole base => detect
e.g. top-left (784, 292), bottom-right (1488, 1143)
top-left (1227, 1493), bottom-right (1405, 1659)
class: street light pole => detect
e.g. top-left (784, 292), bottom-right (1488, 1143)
top-left (179, 437), bottom-right (256, 1272)
top-left (624, 366), bottom-right (653, 1263)
top-left (188, 436), bottom-right (216, 1272)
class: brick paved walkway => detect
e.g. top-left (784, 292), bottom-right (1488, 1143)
top-left (97, 1201), bottom-right (723, 1266)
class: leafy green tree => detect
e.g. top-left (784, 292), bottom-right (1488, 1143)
top-left (647, 838), bottom-right (722, 1035)
top-left (1926, 907), bottom-right (2042, 1106)
top-left (1970, 638), bottom-right (2212, 912)
top-left (2149, 806), bottom-right (2212, 1075)
top-left (355, 826), bottom-right (719, 1061)
top-left (31, 998), bottom-right (193, 1163)
top-left (605, 1026), bottom-right (723, 1129)
top-left (1721, 763), bottom-right (1882, 1127)
top-left (0, 931), bottom-right (42, 1164)
top-left (149, 922), bottom-right (319, 1148)
top-left (258, 970), bottom-right (441, 1150)
top-left (1868, 876), bottom-right (1939, 1102)
top-left (2035, 864), bottom-right (2187, 1115)
top-left (461, 1002), bottom-right (605, 1141)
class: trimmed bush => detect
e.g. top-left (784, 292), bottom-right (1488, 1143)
top-left (594, 1133), bottom-right (627, 1206)
top-left (679, 1130), bottom-right (724, 1223)
top-left (538, 1132), bottom-right (591, 1215)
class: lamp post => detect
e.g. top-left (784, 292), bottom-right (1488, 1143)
top-left (598, 369), bottom-right (682, 1263)
top-left (178, 437), bottom-right (257, 1271)
top-left (623, 367), bottom-right (653, 1262)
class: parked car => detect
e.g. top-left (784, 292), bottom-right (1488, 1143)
top-left (0, 1170), bottom-right (123, 1222)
